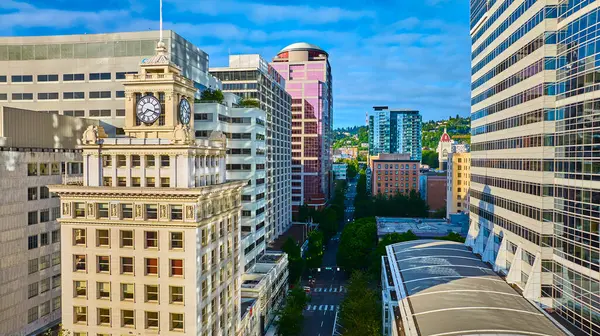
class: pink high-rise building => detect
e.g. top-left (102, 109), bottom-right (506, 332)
top-left (271, 42), bottom-right (333, 213)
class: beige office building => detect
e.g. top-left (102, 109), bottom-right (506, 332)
top-left (0, 106), bottom-right (98, 336)
top-left (0, 31), bottom-right (218, 128)
top-left (446, 152), bottom-right (471, 217)
top-left (49, 43), bottom-right (245, 336)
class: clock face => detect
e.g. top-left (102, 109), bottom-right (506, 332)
top-left (136, 95), bottom-right (161, 124)
top-left (179, 98), bottom-right (191, 124)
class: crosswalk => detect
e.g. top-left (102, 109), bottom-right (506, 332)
top-left (305, 304), bottom-right (338, 311)
top-left (312, 286), bottom-right (346, 293)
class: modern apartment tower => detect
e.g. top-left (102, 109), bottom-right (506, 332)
top-left (210, 55), bottom-right (292, 240)
top-left (368, 106), bottom-right (422, 161)
top-left (271, 43), bottom-right (333, 212)
top-left (49, 44), bottom-right (245, 336)
top-left (0, 107), bottom-right (97, 336)
top-left (194, 98), bottom-right (269, 271)
top-left (0, 31), bottom-right (219, 126)
top-left (469, 0), bottom-right (599, 334)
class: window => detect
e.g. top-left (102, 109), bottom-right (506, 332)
top-left (89, 72), bottom-right (111, 81)
top-left (73, 229), bottom-right (86, 245)
top-left (38, 92), bottom-right (59, 100)
top-left (40, 278), bottom-right (50, 293)
top-left (97, 308), bottom-right (111, 326)
top-left (97, 282), bottom-right (110, 300)
top-left (73, 306), bottom-right (88, 324)
top-left (89, 109), bottom-right (111, 117)
top-left (63, 73), bottom-right (85, 81)
top-left (40, 255), bottom-right (50, 269)
top-left (27, 163), bottom-right (37, 176)
top-left (160, 177), bottom-right (170, 187)
top-left (39, 301), bottom-right (50, 317)
top-left (97, 203), bottom-right (109, 219)
top-left (27, 306), bottom-right (38, 324)
top-left (74, 280), bottom-right (87, 297)
top-left (121, 283), bottom-right (135, 301)
top-left (40, 209), bottom-right (50, 222)
top-left (121, 204), bottom-right (133, 219)
top-left (121, 257), bottom-right (134, 274)
top-left (28, 235), bottom-right (38, 249)
top-left (170, 286), bottom-right (184, 304)
top-left (171, 206), bottom-right (183, 220)
top-left (52, 207), bottom-right (60, 221)
top-left (28, 258), bottom-right (38, 274)
top-left (102, 177), bottom-right (112, 186)
top-left (102, 155), bottom-right (112, 167)
top-left (52, 274), bottom-right (61, 288)
top-left (170, 313), bottom-right (184, 331)
top-left (145, 285), bottom-right (159, 302)
top-left (132, 177), bottom-right (141, 187)
top-left (74, 254), bottom-right (86, 271)
top-left (146, 177), bottom-right (156, 187)
top-left (120, 230), bottom-right (134, 247)
top-left (40, 186), bottom-right (50, 199)
top-left (37, 74), bottom-right (58, 82)
top-left (170, 232), bottom-right (183, 249)
top-left (116, 109), bottom-right (125, 116)
top-left (145, 258), bottom-right (158, 275)
top-left (52, 251), bottom-right (61, 266)
top-left (12, 75), bottom-right (33, 83)
top-left (160, 155), bottom-right (170, 167)
top-left (122, 310), bottom-right (135, 327)
top-left (63, 92), bottom-right (84, 99)
top-left (145, 311), bottom-right (159, 329)
top-left (63, 110), bottom-right (85, 117)
top-left (51, 229), bottom-right (60, 244)
top-left (146, 205), bottom-right (158, 220)
top-left (74, 202), bottom-right (85, 217)
top-left (89, 91), bottom-right (111, 99)
top-left (28, 187), bottom-right (38, 200)
top-left (131, 155), bottom-right (141, 167)
top-left (117, 155), bottom-right (126, 167)
top-left (170, 259), bottom-right (183, 277)
top-left (116, 71), bottom-right (136, 79)
top-left (28, 282), bottom-right (39, 298)
top-left (117, 177), bottom-right (126, 186)
top-left (52, 296), bottom-right (61, 311)
top-left (146, 155), bottom-right (156, 167)
top-left (28, 211), bottom-right (38, 225)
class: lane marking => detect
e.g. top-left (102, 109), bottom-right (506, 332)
top-left (321, 321), bottom-right (324, 327)
top-left (330, 305), bottom-right (335, 311)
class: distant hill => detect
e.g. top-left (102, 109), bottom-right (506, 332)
top-left (422, 115), bottom-right (470, 149)
top-left (333, 126), bottom-right (368, 149)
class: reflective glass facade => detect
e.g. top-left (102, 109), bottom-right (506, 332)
top-left (368, 107), bottom-right (422, 161)
top-left (469, 1), bottom-right (599, 334)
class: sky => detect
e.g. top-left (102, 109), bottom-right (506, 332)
top-left (0, 0), bottom-right (472, 128)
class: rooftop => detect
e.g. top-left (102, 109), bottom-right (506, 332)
top-left (386, 240), bottom-right (567, 336)
top-left (376, 217), bottom-right (464, 238)
top-left (278, 42), bottom-right (327, 54)
top-left (240, 297), bottom-right (257, 319)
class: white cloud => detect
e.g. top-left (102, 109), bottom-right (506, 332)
top-left (165, 0), bottom-right (375, 24)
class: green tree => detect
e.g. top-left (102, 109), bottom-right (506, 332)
top-left (239, 98), bottom-right (260, 108)
top-left (275, 287), bottom-right (309, 336)
top-left (422, 149), bottom-right (439, 169)
top-left (337, 218), bottom-right (377, 273)
top-left (199, 89), bottom-right (224, 103)
top-left (431, 206), bottom-right (446, 219)
top-left (318, 207), bottom-right (339, 242)
top-left (282, 237), bottom-right (305, 284)
top-left (339, 271), bottom-right (381, 336)
top-left (435, 232), bottom-right (466, 243)
top-left (306, 230), bottom-right (324, 269)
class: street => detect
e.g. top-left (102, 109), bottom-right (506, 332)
top-left (301, 177), bottom-right (357, 336)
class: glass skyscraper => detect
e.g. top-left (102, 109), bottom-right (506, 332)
top-left (368, 106), bottom-right (422, 161)
top-left (468, 1), bottom-right (599, 334)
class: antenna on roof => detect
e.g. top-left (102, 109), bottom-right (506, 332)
top-left (159, 0), bottom-right (163, 43)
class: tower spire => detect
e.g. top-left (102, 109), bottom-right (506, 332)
top-left (159, 0), bottom-right (163, 44)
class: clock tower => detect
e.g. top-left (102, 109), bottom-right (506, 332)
top-left (122, 41), bottom-right (196, 139)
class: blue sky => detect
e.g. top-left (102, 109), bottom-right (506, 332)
top-left (0, 0), bottom-right (471, 127)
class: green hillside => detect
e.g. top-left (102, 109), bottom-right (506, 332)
top-left (422, 115), bottom-right (470, 149)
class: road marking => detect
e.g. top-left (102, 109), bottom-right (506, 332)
top-left (324, 309), bottom-right (327, 316)
top-left (319, 305), bottom-right (324, 311)
top-left (330, 305), bottom-right (335, 311)
top-left (315, 288), bottom-right (322, 292)
top-left (321, 321), bottom-right (324, 327)
top-left (333, 287), bottom-right (338, 292)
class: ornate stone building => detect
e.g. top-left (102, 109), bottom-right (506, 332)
top-left (50, 42), bottom-right (245, 336)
